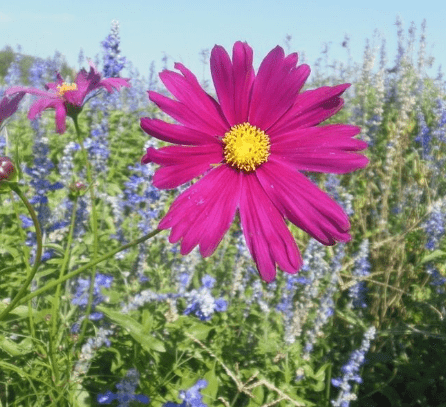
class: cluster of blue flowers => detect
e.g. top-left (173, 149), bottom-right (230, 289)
top-left (348, 239), bottom-right (371, 309)
top-left (98, 369), bottom-right (150, 406)
top-left (121, 273), bottom-right (227, 322)
top-left (97, 371), bottom-right (208, 407)
top-left (183, 275), bottom-right (227, 321)
top-left (102, 20), bottom-right (127, 79)
top-left (163, 379), bottom-right (208, 407)
top-left (303, 244), bottom-right (345, 358)
top-left (331, 326), bottom-right (376, 407)
top-left (422, 200), bottom-right (446, 251)
top-left (71, 273), bottom-right (113, 331)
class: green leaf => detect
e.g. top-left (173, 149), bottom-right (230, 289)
top-left (98, 306), bottom-right (166, 353)
top-left (420, 250), bottom-right (446, 264)
top-left (0, 335), bottom-right (33, 356)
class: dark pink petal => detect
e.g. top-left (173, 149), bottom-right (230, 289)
top-left (248, 46), bottom-right (310, 131)
top-left (231, 42), bottom-right (255, 124)
top-left (271, 124), bottom-right (369, 173)
top-left (54, 102), bottom-right (68, 134)
top-left (210, 42), bottom-right (255, 126)
top-left (278, 150), bottom-right (369, 173)
top-left (256, 159), bottom-right (352, 246)
top-left (5, 86), bottom-right (56, 99)
top-left (72, 68), bottom-right (93, 104)
top-left (269, 83), bottom-right (350, 136)
top-left (45, 74), bottom-right (64, 92)
top-left (160, 63), bottom-right (228, 131)
top-left (0, 92), bottom-right (25, 124)
top-left (28, 98), bottom-right (62, 120)
top-left (97, 77), bottom-right (131, 93)
top-left (142, 144), bottom-right (223, 189)
top-left (159, 165), bottom-right (241, 257)
top-left (239, 172), bottom-right (302, 282)
top-left (140, 118), bottom-right (220, 146)
top-left (149, 91), bottom-right (227, 136)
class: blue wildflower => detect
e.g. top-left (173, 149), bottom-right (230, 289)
top-left (102, 20), bottom-right (126, 78)
top-left (422, 200), bottom-right (446, 250)
top-left (348, 240), bottom-right (371, 309)
top-left (71, 273), bottom-right (113, 328)
top-left (98, 369), bottom-right (149, 406)
top-left (331, 326), bottom-right (376, 407)
top-left (183, 275), bottom-right (227, 321)
top-left (163, 379), bottom-right (208, 407)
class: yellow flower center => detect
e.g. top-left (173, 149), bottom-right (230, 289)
top-left (56, 82), bottom-right (78, 97)
top-left (222, 122), bottom-right (270, 172)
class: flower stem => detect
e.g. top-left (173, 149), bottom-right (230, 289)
top-left (0, 182), bottom-right (43, 321)
top-left (50, 196), bottom-right (78, 344)
top-left (17, 229), bottom-right (164, 306)
top-left (71, 114), bottom-right (99, 345)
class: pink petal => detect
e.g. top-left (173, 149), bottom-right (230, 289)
top-left (256, 159), bottom-right (352, 246)
top-left (0, 92), bottom-right (25, 123)
top-left (142, 144), bottom-right (224, 189)
top-left (140, 118), bottom-right (220, 146)
top-left (271, 124), bottom-right (369, 173)
top-left (210, 42), bottom-right (255, 126)
top-left (28, 98), bottom-right (61, 120)
top-left (160, 63), bottom-right (228, 132)
top-left (98, 77), bottom-right (131, 93)
top-left (239, 172), bottom-right (302, 282)
top-left (5, 86), bottom-right (56, 99)
top-left (248, 46), bottom-right (310, 131)
top-left (269, 83), bottom-right (350, 136)
top-left (159, 165), bottom-right (241, 258)
top-left (149, 91), bottom-right (228, 136)
top-left (54, 102), bottom-right (68, 134)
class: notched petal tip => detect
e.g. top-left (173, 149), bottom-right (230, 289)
top-left (141, 148), bottom-right (153, 164)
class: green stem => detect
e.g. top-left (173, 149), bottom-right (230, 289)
top-left (72, 114), bottom-right (99, 345)
top-left (18, 229), bottom-right (163, 306)
top-left (50, 196), bottom-right (78, 345)
top-left (0, 183), bottom-right (43, 321)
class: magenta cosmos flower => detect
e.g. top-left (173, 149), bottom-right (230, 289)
top-left (141, 42), bottom-right (368, 282)
top-left (0, 92), bottom-right (25, 127)
top-left (5, 61), bottom-right (130, 134)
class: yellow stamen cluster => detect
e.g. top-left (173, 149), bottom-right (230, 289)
top-left (222, 122), bottom-right (270, 172)
top-left (57, 82), bottom-right (78, 97)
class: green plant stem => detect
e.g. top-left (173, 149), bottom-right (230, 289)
top-left (0, 183), bottom-right (43, 322)
top-left (9, 189), bottom-right (38, 343)
top-left (50, 196), bottom-right (78, 340)
top-left (18, 229), bottom-right (164, 306)
top-left (72, 114), bottom-right (99, 345)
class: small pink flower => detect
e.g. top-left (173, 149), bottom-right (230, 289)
top-left (5, 62), bottom-right (130, 134)
top-left (0, 92), bottom-right (25, 126)
top-left (141, 42), bottom-right (369, 282)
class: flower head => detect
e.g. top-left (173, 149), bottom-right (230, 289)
top-left (5, 61), bottom-right (130, 133)
top-left (141, 42), bottom-right (368, 282)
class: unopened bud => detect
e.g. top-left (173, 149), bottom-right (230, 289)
top-left (0, 157), bottom-right (18, 193)
top-left (0, 157), bottom-right (16, 181)
top-left (68, 180), bottom-right (87, 200)
top-left (69, 181), bottom-right (87, 192)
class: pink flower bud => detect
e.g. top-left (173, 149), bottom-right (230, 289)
top-left (0, 157), bottom-right (16, 181)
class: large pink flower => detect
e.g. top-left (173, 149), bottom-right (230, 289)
top-left (0, 92), bottom-right (25, 127)
top-left (141, 42), bottom-right (368, 282)
top-left (5, 62), bottom-right (130, 134)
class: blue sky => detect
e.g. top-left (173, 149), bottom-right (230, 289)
top-left (1, 0), bottom-right (445, 83)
